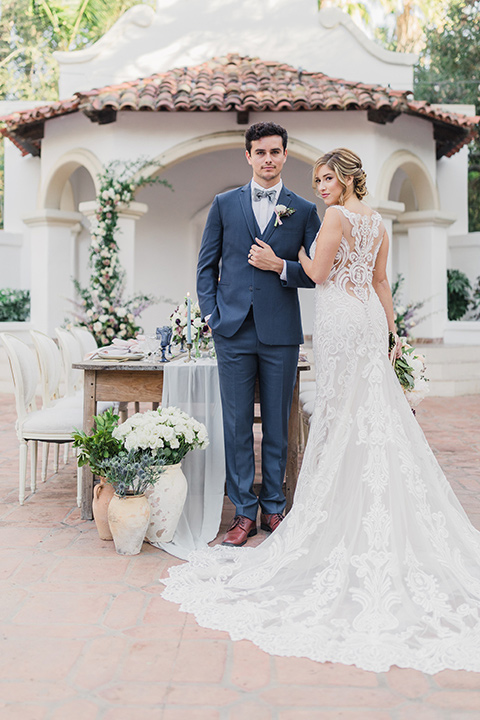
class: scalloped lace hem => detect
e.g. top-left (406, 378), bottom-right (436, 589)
top-left (161, 578), bottom-right (480, 674)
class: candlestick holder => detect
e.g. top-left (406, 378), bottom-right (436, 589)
top-left (185, 342), bottom-right (195, 362)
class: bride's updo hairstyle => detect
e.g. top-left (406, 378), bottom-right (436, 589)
top-left (312, 148), bottom-right (368, 204)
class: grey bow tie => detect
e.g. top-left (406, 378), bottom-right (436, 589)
top-left (253, 188), bottom-right (276, 203)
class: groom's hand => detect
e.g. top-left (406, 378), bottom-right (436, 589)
top-left (248, 238), bottom-right (284, 274)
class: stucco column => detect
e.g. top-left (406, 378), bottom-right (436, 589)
top-left (370, 200), bottom-right (404, 282)
top-left (79, 200), bottom-right (148, 296)
top-left (391, 226), bottom-right (409, 295)
top-left (396, 210), bottom-right (456, 341)
top-left (23, 209), bottom-right (83, 335)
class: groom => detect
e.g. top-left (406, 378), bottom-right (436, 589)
top-left (197, 122), bottom-right (320, 546)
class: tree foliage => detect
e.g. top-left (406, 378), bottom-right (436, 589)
top-left (414, 0), bottom-right (480, 231)
top-left (0, 0), bottom-right (155, 226)
top-left (373, 0), bottom-right (448, 53)
top-left (0, 0), bottom-right (155, 101)
top-left (319, 0), bottom-right (449, 53)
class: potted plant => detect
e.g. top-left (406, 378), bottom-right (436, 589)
top-left (72, 409), bottom-right (123, 540)
top-left (112, 406), bottom-right (209, 543)
top-left (98, 449), bottom-right (166, 556)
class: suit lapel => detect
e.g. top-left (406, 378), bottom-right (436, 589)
top-left (262, 186), bottom-right (292, 245)
top-left (239, 183), bottom-right (257, 241)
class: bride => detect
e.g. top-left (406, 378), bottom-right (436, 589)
top-left (162, 148), bottom-right (480, 674)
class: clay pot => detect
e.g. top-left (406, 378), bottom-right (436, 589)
top-left (107, 493), bottom-right (150, 555)
top-left (92, 477), bottom-right (114, 540)
top-left (144, 462), bottom-right (188, 544)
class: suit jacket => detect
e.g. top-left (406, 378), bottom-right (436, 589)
top-left (196, 182), bottom-right (320, 345)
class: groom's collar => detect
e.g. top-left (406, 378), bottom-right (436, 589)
top-left (250, 179), bottom-right (283, 197)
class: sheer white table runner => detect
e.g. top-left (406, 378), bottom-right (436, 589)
top-left (154, 357), bottom-right (225, 559)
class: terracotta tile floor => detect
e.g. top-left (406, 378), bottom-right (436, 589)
top-left (1, 392), bottom-right (480, 719)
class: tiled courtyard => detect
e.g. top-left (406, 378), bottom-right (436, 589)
top-left (1, 391), bottom-right (480, 720)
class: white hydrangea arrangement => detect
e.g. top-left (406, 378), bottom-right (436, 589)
top-left (113, 406), bottom-right (209, 465)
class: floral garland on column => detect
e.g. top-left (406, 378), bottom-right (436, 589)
top-left (70, 160), bottom-right (169, 346)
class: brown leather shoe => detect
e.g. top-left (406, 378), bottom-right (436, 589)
top-left (260, 512), bottom-right (284, 533)
top-left (222, 515), bottom-right (257, 547)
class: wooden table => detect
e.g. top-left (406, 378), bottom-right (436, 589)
top-left (73, 358), bottom-right (310, 520)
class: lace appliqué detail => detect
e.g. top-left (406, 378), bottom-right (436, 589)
top-left (327, 206), bottom-right (383, 302)
top-left (161, 207), bottom-right (480, 674)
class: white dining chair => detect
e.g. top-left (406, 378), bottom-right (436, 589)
top-left (30, 329), bottom-right (87, 475)
top-left (30, 329), bottom-right (66, 478)
top-left (55, 326), bottom-right (84, 397)
top-left (70, 326), bottom-right (98, 358)
top-left (30, 330), bottom-right (64, 408)
top-left (1, 333), bottom-right (83, 506)
top-left (68, 325), bottom-right (138, 420)
top-left (57, 326), bottom-right (115, 428)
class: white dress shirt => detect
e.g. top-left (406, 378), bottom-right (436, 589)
top-left (251, 179), bottom-right (282, 233)
top-left (251, 180), bottom-right (287, 279)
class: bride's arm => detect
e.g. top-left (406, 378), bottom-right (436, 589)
top-left (372, 230), bottom-right (402, 358)
top-left (372, 230), bottom-right (396, 333)
top-left (298, 207), bottom-right (342, 285)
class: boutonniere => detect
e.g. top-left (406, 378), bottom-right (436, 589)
top-left (274, 204), bottom-right (296, 227)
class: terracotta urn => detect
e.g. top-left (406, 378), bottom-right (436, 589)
top-left (92, 477), bottom-right (114, 540)
top-left (107, 493), bottom-right (151, 555)
top-left (144, 462), bottom-right (188, 544)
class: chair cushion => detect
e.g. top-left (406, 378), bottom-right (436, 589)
top-left (52, 394), bottom-right (113, 415)
top-left (299, 388), bottom-right (316, 404)
top-left (21, 404), bottom-right (83, 435)
top-left (302, 399), bottom-right (315, 417)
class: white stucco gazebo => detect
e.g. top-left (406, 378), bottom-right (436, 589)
top-left (0, 0), bottom-right (478, 344)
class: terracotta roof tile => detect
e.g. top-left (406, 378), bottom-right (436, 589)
top-left (1, 53), bottom-right (478, 158)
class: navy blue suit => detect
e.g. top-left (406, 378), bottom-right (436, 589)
top-left (197, 182), bottom-right (320, 520)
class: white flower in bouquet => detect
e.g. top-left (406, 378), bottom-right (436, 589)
top-left (404, 377), bottom-right (430, 408)
top-left (113, 406), bottom-right (209, 465)
top-left (170, 296), bottom-right (211, 346)
top-left (392, 338), bottom-right (429, 409)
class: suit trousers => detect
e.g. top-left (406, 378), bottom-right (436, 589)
top-left (214, 309), bottom-right (299, 520)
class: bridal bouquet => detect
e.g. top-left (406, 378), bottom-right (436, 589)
top-left (170, 296), bottom-right (211, 347)
top-left (390, 336), bottom-right (429, 408)
top-left (112, 406), bottom-right (209, 465)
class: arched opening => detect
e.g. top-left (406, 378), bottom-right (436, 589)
top-left (39, 150), bottom-right (101, 292)
top-left (376, 151), bottom-right (439, 300)
top-left (377, 150), bottom-right (439, 212)
top-left (133, 139), bottom-right (323, 335)
top-left (135, 131), bottom-right (322, 182)
top-left (40, 149), bottom-right (102, 210)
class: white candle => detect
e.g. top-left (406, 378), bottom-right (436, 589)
top-left (186, 293), bottom-right (192, 344)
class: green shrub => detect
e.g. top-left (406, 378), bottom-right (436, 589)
top-left (0, 288), bottom-right (30, 322)
top-left (447, 270), bottom-right (471, 321)
top-left (470, 276), bottom-right (480, 320)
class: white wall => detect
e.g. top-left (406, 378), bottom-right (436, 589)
top-left (55, 3), bottom-right (415, 99)
top-left (449, 233), bottom-right (480, 285)
top-left (0, 232), bottom-right (23, 288)
top-left (437, 148), bottom-right (470, 237)
top-left (26, 108), bottom-right (447, 335)
top-left (5, 103), bottom-right (472, 338)
top-left (132, 146), bottom-right (323, 336)
top-left (1, 101), bottom-right (44, 291)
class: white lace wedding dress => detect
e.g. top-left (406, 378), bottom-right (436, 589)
top-left (162, 206), bottom-right (480, 674)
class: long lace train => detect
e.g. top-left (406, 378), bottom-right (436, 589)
top-left (162, 207), bottom-right (480, 674)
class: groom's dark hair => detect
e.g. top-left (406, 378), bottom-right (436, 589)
top-left (245, 122), bottom-right (288, 153)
